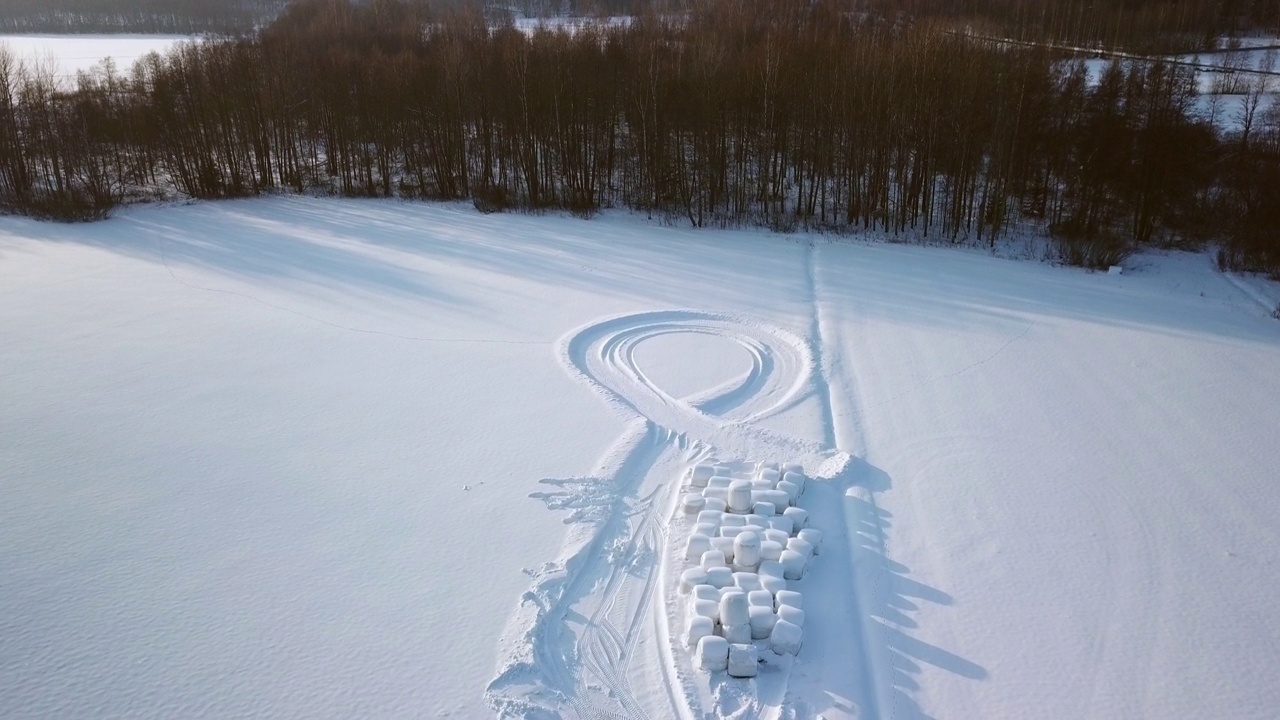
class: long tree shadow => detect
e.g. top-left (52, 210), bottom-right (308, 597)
top-left (844, 458), bottom-right (987, 720)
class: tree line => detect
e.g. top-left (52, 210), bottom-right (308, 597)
top-left (0, 0), bottom-right (1276, 273)
top-left (0, 0), bottom-right (287, 34)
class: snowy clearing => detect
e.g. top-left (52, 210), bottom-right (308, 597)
top-left (0, 34), bottom-right (191, 79)
top-left (2, 198), bottom-right (1280, 719)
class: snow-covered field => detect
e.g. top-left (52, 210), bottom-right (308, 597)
top-left (0, 34), bottom-right (190, 79)
top-left (3, 198), bottom-right (1280, 719)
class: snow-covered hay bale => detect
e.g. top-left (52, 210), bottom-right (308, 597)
top-left (719, 590), bottom-right (750, 626)
top-left (721, 514), bottom-right (746, 528)
top-left (780, 550), bottom-right (807, 580)
top-left (769, 619), bottom-right (803, 656)
top-left (777, 480), bottom-right (800, 505)
top-left (783, 506), bottom-right (808, 531)
top-left (727, 643), bottom-right (758, 677)
top-left (767, 515), bottom-right (794, 535)
top-left (693, 585), bottom-right (721, 603)
top-left (703, 497), bottom-right (728, 513)
top-left (797, 528), bottom-right (822, 555)
top-left (759, 468), bottom-right (781, 485)
top-left (749, 605), bottom-right (777, 639)
top-left (746, 513), bottom-right (769, 526)
top-left (748, 589), bottom-right (774, 608)
top-left (703, 486), bottom-right (729, 504)
top-left (786, 537), bottom-right (814, 560)
top-left (761, 575), bottom-right (786, 596)
top-left (697, 636), bottom-right (729, 672)
top-left (696, 509), bottom-right (722, 526)
top-left (758, 560), bottom-right (785, 580)
top-left (750, 479), bottom-right (773, 492)
top-left (680, 568), bottom-right (708, 593)
top-left (760, 540), bottom-right (784, 562)
top-left (708, 475), bottom-right (733, 490)
top-left (734, 573), bottom-right (763, 593)
top-left (778, 605), bottom-right (804, 628)
top-left (733, 530), bottom-right (762, 569)
top-left (728, 480), bottom-right (753, 514)
top-left (682, 494), bottom-right (706, 514)
top-left (782, 462), bottom-right (803, 475)
top-left (753, 501), bottom-right (777, 517)
top-left (710, 536), bottom-right (736, 562)
top-left (782, 470), bottom-right (806, 493)
top-left (685, 534), bottom-right (712, 562)
top-left (691, 464), bottom-right (715, 486)
top-left (719, 525), bottom-right (744, 539)
top-left (764, 528), bottom-right (791, 546)
top-left (692, 599), bottom-right (719, 622)
top-left (706, 566), bottom-right (734, 588)
top-left (775, 590), bottom-right (803, 611)
top-left (723, 623), bottom-right (752, 645)
top-left (701, 549), bottom-right (727, 570)
top-left (686, 615), bottom-right (714, 647)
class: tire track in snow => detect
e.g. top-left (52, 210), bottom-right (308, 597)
top-left (487, 310), bottom-right (852, 718)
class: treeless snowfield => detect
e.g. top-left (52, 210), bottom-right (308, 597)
top-left (0, 34), bottom-right (190, 78)
top-left (2, 198), bottom-right (1279, 719)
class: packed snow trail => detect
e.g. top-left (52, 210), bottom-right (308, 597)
top-left (486, 310), bottom-right (851, 718)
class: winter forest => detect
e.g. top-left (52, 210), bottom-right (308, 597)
top-left (0, 0), bottom-right (1277, 272)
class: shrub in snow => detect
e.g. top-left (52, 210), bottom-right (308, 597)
top-left (727, 643), bottom-right (758, 677)
top-left (697, 636), bottom-right (730, 672)
top-left (686, 615), bottom-right (714, 647)
top-left (770, 620), bottom-right (803, 656)
top-left (750, 605), bottom-right (778, 639)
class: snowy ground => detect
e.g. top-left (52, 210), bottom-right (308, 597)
top-left (0, 34), bottom-right (191, 81)
top-left (2, 198), bottom-right (1279, 719)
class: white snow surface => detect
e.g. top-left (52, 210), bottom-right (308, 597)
top-left (2, 197), bottom-right (1280, 719)
top-left (0, 34), bottom-right (191, 79)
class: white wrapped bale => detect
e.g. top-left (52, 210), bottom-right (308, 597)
top-left (696, 509), bottom-right (722, 526)
top-left (690, 464), bottom-right (715, 486)
top-left (719, 591), bottom-right (750, 626)
top-left (710, 536), bottom-right (736, 562)
top-left (786, 537), bottom-right (814, 560)
top-left (782, 470), bottom-right (806, 494)
top-left (753, 501), bottom-right (777, 517)
top-left (764, 528), bottom-right (791, 546)
top-left (723, 624), bottom-right (752, 645)
top-left (750, 479), bottom-right (773, 492)
top-left (767, 516), bottom-right (795, 536)
top-left (778, 605), bottom-right (804, 628)
top-left (696, 635), bottom-right (729, 672)
top-left (777, 480), bottom-right (800, 505)
top-left (798, 528), bottom-right (823, 555)
top-left (743, 524), bottom-right (768, 536)
top-left (719, 526), bottom-right (744, 539)
top-left (763, 489), bottom-right (790, 508)
top-left (733, 530), bottom-right (762, 570)
top-left (721, 514), bottom-right (746, 528)
top-left (692, 597), bottom-right (718, 622)
top-left (727, 643), bottom-right (758, 677)
top-left (708, 475), bottom-right (733, 490)
top-left (694, 523), bottom-right (719, 540)
top-left (780, 550), bottom-right (807, 580)
top-left (734, 573), bottom-right (763, 593)
top-left (703, 486), bottom-right (729, 504)
top-left (701, 549), bottom-right (727, 569)
top-left (760, 540), bottom-right (785, 562)
top-left (685, 534), bottom-right (712, 562)
top-left (769, 619), bottom-right (803, 656)
top-left (728, 480), bottom-right (753, 514)
top-left (703, 497), bottom-right (728, 513)
top-left (693, 584), bottom-right (721, 603)
top-left (761, 575), bottom-right (787, 596)
top-left (759, 468), bottom-right (781, 486)
top-left (686, 615), bottom-right (714, 647)
top-left (783, 507), bottom-right (809, 532)
top-left (747, 589), bottom-right (774, 608)
top-left (706, 566), bottom-right (734, 588)
top-left (680, 568), bottom-right (708, 593)
top-left (775, 590), bottom-right (803, 611)
top-left (782, 462), bottom-right (803, 475)
top-left (746, 513), bottom-right (768, 526)
top-left (758, 560), bottom-right (785, 580)
top-left (682, 494), bottom-right (706, 514)
top-left (749, 605), bottom-right (778, 639)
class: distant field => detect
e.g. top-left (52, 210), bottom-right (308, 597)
top-left (0, 34), bottom-right (190, 80)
